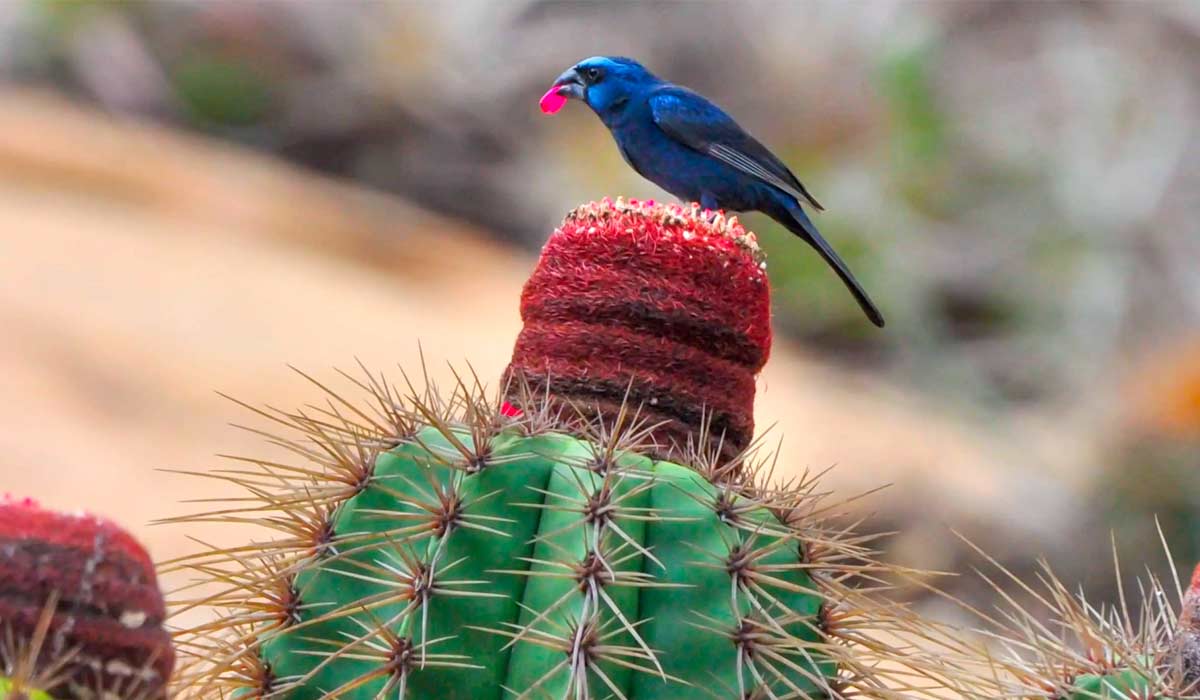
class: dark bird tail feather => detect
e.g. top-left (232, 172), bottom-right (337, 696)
top-left (780, 201), bottom-right (885, 328)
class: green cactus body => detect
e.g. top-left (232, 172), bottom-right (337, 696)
top-left (0, 679), bottom-right (53, 700)
top-left (258, 425), bottom-right (833, 699)
top-left (1065, 668), bottom-right (1155, 699)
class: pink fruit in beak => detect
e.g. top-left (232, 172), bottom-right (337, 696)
top-left (540, 86), bottom-right (568, 115)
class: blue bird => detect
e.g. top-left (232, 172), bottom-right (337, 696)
top-left (542, 56), bottom-right (884, 328)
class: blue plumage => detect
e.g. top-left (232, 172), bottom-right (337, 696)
top-left (546, 56), bottom-right (884, 328)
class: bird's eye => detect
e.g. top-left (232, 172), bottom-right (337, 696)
top-left (584, 67), bottom-right (602, 82)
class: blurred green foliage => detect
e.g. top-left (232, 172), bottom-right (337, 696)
top-left (172, 53), bottom-right (273, 127)
top-left (1094, 440), bottom-right (1200, 582)
top-left (879, 42), bottom-right (944, 160)
top-left (31, 0), bottom-right (100, 35)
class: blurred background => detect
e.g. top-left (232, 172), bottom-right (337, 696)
top-left (0, 0), bottom-right (1198, 634)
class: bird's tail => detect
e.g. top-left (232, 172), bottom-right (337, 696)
top-left (779, 200), bottom-right (885, 328)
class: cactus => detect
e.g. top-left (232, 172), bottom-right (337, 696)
top-left (0, 497), bottom-right (174, 699)
top-left (169, 200), bottom-right (937, 699)
top-left (923, 547), bottom-right (1200, 699)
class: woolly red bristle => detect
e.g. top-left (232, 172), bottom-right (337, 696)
top-left (505, 197), bottom-right (771, 458)
top-left (0, 501), bottom-right (173, 697)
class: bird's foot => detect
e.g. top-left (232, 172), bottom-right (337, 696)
top-left (692, 198), bottom-right (724, 224)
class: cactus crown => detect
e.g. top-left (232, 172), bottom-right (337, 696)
top-left (505, 197), bottom-right (771, 462)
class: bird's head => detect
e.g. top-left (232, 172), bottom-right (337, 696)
top-left (541, 56), bottom-right (659, 118)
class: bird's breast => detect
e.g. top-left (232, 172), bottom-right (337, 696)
top-left (611, 123), bottom-right (703, 200)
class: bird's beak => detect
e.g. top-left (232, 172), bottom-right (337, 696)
top-left (551, 68), bottom-right (585, 100)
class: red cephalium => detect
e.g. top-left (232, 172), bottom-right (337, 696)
top-left (0, 497), bottom-right (173, 697)
top-left (505, 197), bottom-right (771, 459)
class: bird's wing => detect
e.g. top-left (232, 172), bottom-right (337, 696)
top-left (648, 87), bottom-right (823, 210)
